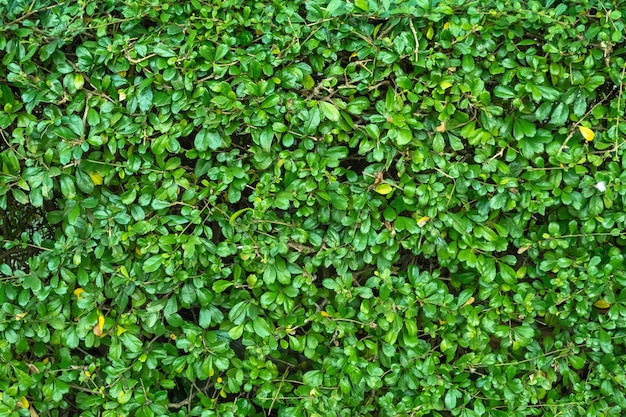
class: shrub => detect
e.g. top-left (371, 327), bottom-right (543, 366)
top-left (1, 0), bottom-right (626, 416)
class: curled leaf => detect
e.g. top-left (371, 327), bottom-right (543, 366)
top-left (578, 126), bottom-right (595, 141)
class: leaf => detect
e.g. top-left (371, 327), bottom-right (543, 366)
top-left (88, 171), bottom-right (103, 185)
top-left (354, 0), bottom-right (369, 11)
top-left (416, 216), bottom-right (430, 227)
top-left (318, 101), bottom-right (340, 121)
top-left (142, 255), bottom-right (163, 273)
top-left (229, 207), bottom-right (253, 224)
top-left (74, 74), bottom-right (84, 90)
top-left (120, 333), bottom-right (143, 353)
top-left (138, 87), bottom-right (153, 112)
top-left (579, 126), bottom-right (595, 141)
top-left (374, 183), bottom-right (393, 195)
top-left (396, 128), bottom-right (413, 146)
top-left (153, 43), bottom-right (177, 57)
top-left (303, 106), bottom-right (321, 134)
top-left (302, 74), bottom-right (314, 90)
top-left (18, 397), bottom-right (29, 409)
top-left (259, 126), bottom-right (274, 152)
top-left (594, 299), bottom-right (611, 309)
top-left (252, 317), bottom-right (272, 338)
top-left (93, 312), bottom-right (105, 337)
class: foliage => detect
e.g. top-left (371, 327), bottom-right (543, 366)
top-left (1, 0), bottom-right (626, 415)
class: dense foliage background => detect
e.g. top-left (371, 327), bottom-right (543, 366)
top-left (1, 0), bottom-right (626, 415)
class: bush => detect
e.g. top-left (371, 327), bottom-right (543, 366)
top-left (1, 0), bottom-right (626, 415)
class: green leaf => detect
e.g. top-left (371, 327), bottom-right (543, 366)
top-left (153, 43), bottom-right (177, 57)
top-left (252, 317), bottom-right (272, 338)
top-left (213, 280), bottom-right (234, 293)
top-left (303, 106), bottom-right (321, 134)
top-left (396, 128), bottom-right (413, 146)
top-left (120, 333), bottom-right (143, 353)
top-left (354, 0), bottom-right (369, 11)
top-left (138, 87), bottom-right (153, 112)
top-left (303, 370), bottom-right (324, 387)
top-left (550, 102), bottom-right (569, 125)
top-left (259, 126), bottom-right (274, 152)
top-left (513, 118), bottom-right (536, 139)
top-left (142, 255), bottom-right (163, 273)
top-left (228, 323), bottom-right (244, 340)
top-left (319, 101), bottom-right (340, 121)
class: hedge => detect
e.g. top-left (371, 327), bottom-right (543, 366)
top-left (1, 0), bottom-right (626, 415)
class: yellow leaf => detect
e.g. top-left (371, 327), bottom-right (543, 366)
top-left (416, 216), bottom-right (430, 227)
top-left (15, 312), bottom-right (28, 320)
top-left (73, 288), bottom-right (85, 299)
top-left (88, 171), bottom-right (103, 185)
top-left (374, 183), bottom-right (393, 195)
top-left (18, 397), bottom-right (29, 409)
top-left (443, 22), bottom-right (450, 30)
top-left (116, 325), bottom-right (127, 336)
top-left (578, 126), bottom-right (595, 141)
top-left (320, 311), bottom-right (330, 317)
top-left (93, 312), bottom-right (105, 337)
top-left (594, 299), bottom-right (611, 309)
top-left (435, 121), bottom-right (446, 132)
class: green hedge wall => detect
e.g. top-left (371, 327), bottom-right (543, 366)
top-left (1, 0), bottom-right (626, 415)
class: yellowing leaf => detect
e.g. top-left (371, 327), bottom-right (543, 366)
top-left (18, 396), bottom-right (29, 409)
top-left (73, 288), bottom-right (85, 299)
top-left (443, 22), bottom-right (450, 30)
top-left (15, 312), bottom-right (28, 320)
top-left (436, 121), bottom-right (446, 132)
top-left (74, 74), bottom-right (84, 90)
top-left (416, 216), bottom-right (430, 227)
top-left (594, 299), bottom-right (611, 309)
top-left (94, 313), bottom-right (105, 337)
top-left (440, 81), bottom-right (453, 90)
top-left (320, 311), bottom-right (330, 317)
top-left (374, 183), bottom-right (393, 195)
top-left (461, 296), bottom-right (475, 308)
top-left (578, 125), bottom-right (595, 141)
top-left (88, 171), bottom-right (103, 185)
top-left (302, 74), bottom-right (314, 90)
top-left (426, 26), bottom-right (434, 40)
top-left (116, 325), bottom-right (127, 336)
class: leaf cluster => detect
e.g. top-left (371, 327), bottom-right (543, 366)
top-left (1, 0), bottom-right (626, 416)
